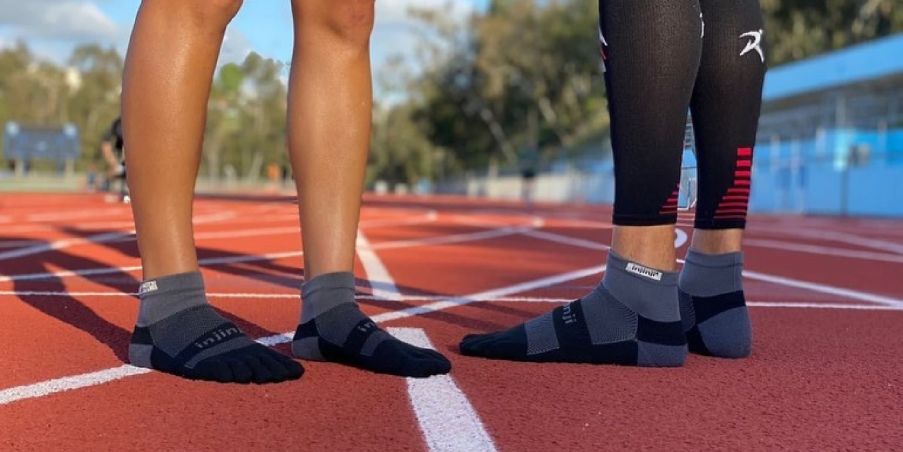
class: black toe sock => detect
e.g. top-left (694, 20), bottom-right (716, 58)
top-left (460, 253), bottom-right (687, 367)
top-left (292, 272), bottom-right (451, 378)
top-left (129, 272), bottom-right (303, 384)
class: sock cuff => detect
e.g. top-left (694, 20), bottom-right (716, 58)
top-left (605, 252), bottom-right (678, 286)
top-left (302, 272), bottom-right (356, 299)
top-left (137, 271), bottom-right (207, 326)
top-left (602, 252), bottom-right (680, 323)
top-left (139, 271), bottom-right (205, 299)
top-left (684, 250), bottom-right (743, 268)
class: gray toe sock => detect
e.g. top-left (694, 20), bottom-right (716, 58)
top-left (678, 250), bottom-right (752, 358)
top-left (461, 252), bottom-right (687, 367)
top-left (130, 271), bottom-right (303, 383)
top-left (292, 272), bottom-right (451, 377)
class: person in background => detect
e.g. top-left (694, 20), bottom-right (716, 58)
top-left (100, 117), bottom-right (129, 203)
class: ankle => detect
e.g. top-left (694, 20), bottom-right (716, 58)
top-left (689, 229), bottom-right (743, 254)
top-left (603, 252), bottom-right (680, 322)
top-left (679, 250), bottom-right (744, 296)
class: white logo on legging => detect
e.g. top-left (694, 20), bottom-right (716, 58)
top-left (740, 29), bottom-right (764, 63)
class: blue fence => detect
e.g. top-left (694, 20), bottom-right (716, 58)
top-left (750, 127), bottom-right (903, 217)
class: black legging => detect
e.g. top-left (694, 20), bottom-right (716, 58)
top-left (599, 0), bottom-right (766, 229)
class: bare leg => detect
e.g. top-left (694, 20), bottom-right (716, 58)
top-left (611, 225), bottom-right (677, 271)
top-left (124, 0), bottom-right (242, 279)
top-left (689, 229), bottom-right (743, 254)
top-left (286, 0), bottom-right (450, 378)
top-left (123, 0), bottom-right (303, 383)
top-left (287, 0), bottom-right (374, 279)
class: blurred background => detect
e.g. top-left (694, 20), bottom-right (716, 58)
top-left (0, 0), bottom-right (900, 216)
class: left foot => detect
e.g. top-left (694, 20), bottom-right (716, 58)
top-left (460, 253), bottom-right (688, 367)
top-left (678, 250), bottom-right (752, 358)
top-left (292, 273), bottom-right (451, 378)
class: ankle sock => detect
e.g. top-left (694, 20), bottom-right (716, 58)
top-left (460, 252), bottom-right (687, 367)
top-left (292, 272), bottom-right (451, 378)
top-left (678, 250), bottom-right (752, 358)
top-left (129, 271), bottom-right (303, 383)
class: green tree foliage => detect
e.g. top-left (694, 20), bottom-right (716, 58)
top-left (762, 0), bottom-right (902, 65)
top-left (1, 0), bottom-right (900, 179)
top-left (204, 54), bottom-right (288, 181)
top-left (367, 0), bottom-right (903, 186)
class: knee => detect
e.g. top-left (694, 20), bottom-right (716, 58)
top-left (193, 0), bottom-right (243, 25)
top-left (149, 0), bottom-right (243, 29)
top-left (307, 0), bottom-right (375, 49)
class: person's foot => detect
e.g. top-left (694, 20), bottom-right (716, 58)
top-left (460, 253), bottom-right (687, 367)
top-left (292, 272), bottom-right (451, 378)
top-left (679, 250), bottom-right (752, 358)
top-left (129, 272), bottom-right (303, 383)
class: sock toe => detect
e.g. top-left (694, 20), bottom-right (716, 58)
top-left (244, 354), bottom-right (279, 383)
top-left (192, 358), bottom-right (233, 383)
top-left (460, 328), bottom-right (526, 359)
top-left (226, 358), bottom-right (254, 384)
top-left (294, 277), bottom-right (452, 378)
top-left (261, 352), bottom-right (304, 382)
top-left (277, 356), bottom-right (304, 380)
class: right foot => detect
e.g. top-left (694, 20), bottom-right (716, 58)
top-left (129, 272), bottom-right (303, 384)
top-left (292, 272), bottom-right (451, 378)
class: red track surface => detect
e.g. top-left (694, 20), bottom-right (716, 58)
top-left (1, 192), bottom-right (902, 450)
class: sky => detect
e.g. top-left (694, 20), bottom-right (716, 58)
top-left (0, 0), bottom-right (489, 74)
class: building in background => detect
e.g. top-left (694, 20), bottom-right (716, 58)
top-left (752, 33), bottom-right (903, 217)
top-left (450, 33), bottom-right (903, 218)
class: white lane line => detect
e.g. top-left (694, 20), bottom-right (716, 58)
top-left (357, 230), bottom-right (402, 300)
top-left (521, 229), bottom-right (609, 251)
top-left (0, 291), bottom-right (560, 302)
top-left (0, 225), bottom-right (517, 283)
top-left (753, 228), bottom-right (903, 255)
top-left (95, 213), bottom-right (437, 244)
top-left (371, 227), bottom-right (525, 251)
top-left (0, 365), bottom-right (151, 406)
top-left (0, 240), bottom-right (45, 249)
top-left (25, 208), bottom-right (128, 223)
top-left (0, 212), bottom-right (237, 260)
top-left (0, 231), bottom-right (134, 262)
top-left (0, 250), bottom-right (306, 283)
top-left (741, 270), bottom-right (903, 308)
top-left (389, 327), bottom-right (497, 452)
top-left (371, 265), bottom-right (606, 323)
top-left (747, 301), bottom-right (903, 311)
top-left (3, 289), bottom-right (901, 313)
top-left (743, 238), bottom-right (903, 264)
top-left (359, 211), bottom-right (438, 229)
top-left (0, 266), bottom-right (603, 406)
top-left (520, 228), bottom-right (903, 309)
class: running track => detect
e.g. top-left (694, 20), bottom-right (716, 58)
top-left (1, 192), bottom-right (901, 450)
